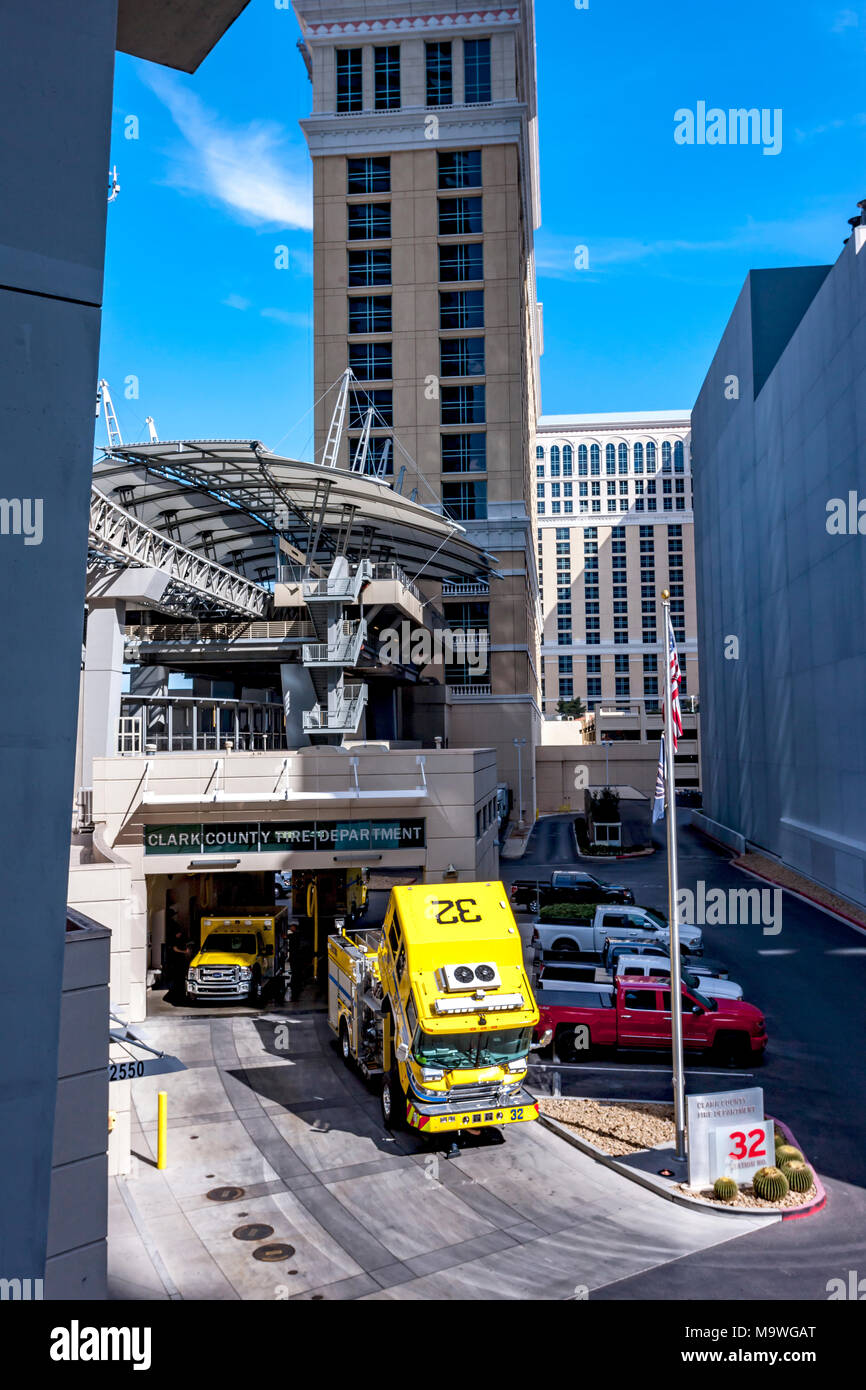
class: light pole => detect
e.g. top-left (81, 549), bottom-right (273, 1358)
top-left (513, 738), bottom-right (527, 828)
top-left (661, 590), bottom-right (686, 1162)
top-left (601, 739), bottom-right (613, 789)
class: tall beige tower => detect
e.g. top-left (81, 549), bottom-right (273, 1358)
top-left (292, 1), bottom-right (544, 818)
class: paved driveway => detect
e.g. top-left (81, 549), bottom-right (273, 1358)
top-left (109, 1007), bottom-right (766, 1301)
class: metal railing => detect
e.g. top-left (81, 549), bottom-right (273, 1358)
top-left (302, 560), bottom-right (373, 604)
top-left (125, 619), bottom-right (314, 644)
top-left (303, 684), bottom-right (368, 734)
top-left (303, 620), bottom-right (367, 668)
top-left (118, 696), bottom-right (288, 754)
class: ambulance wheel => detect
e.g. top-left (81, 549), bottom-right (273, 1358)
top-left (380, 1069), bottom-right (406, 1131)
top-left (339, 1019), bottom-right (353, 1069)
top-left (247, 971), bottom-right (262, 1007)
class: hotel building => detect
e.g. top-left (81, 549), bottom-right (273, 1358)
top-left (534, 412), bottom-right (701, 796)
top-left (292, 0), bottom-right (544, 804)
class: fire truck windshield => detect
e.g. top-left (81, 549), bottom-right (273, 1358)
top-left (413, 1026), bottom-right (532, 1069)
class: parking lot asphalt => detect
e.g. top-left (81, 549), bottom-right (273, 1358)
top-left (502, 813), bottom-right (866, 1298)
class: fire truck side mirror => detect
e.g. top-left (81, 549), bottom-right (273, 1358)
top-left (396, 1043), bottom-right (410, 1063)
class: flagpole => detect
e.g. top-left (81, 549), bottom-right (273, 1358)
top-left (662, 592), bottom-right (686, 1161)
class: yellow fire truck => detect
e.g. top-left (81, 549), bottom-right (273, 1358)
top-left (186, 910), bottom-right (288, 1006)
top-left (328, 882), bottom-right (549, 1140)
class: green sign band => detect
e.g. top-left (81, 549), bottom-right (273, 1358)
top-left (144, 820), bottom-right (427, 855)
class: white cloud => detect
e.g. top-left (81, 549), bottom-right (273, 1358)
top-left (260, 307), bottom-right (313, 328)
top-left (223, 293), bottom-right (251, 310)
top-left (536, 204), bottom-right (852, 280)
top-left (142, 68), bottom-right (313, 231)
top-left (832, 8), bottom-right (860, 32)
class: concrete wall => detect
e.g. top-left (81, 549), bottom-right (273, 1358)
top-left (0, 0), bottom-right (117, 1285)
top-left (68, 849), bottom-right (136, 1176)
top-left (693, 235), bottom-right (866, 903)
top-left (45, 914), bottom-right (110, 1300)
top-left (77, 744), bottom-right (500, 1026)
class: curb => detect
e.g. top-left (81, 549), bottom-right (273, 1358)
top-left (732, 860), bottom-right (866, 938)
top-left (572, 846), bottom-right (657, 863)
top-left (537, 1106), bottom-right (825, 1222)
top-left (770, 1115), bottom-right (828, 1222)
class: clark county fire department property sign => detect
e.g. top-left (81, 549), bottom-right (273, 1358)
top-left (144, 820), bottom-right (427, 856)
top-left (686, 1087), bottom-right (765, 1188)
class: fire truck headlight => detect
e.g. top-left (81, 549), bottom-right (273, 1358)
top-left (508, 1058), bottom-right (527, 1072)
top-left (421, 1068), bottom-right (445, 1083)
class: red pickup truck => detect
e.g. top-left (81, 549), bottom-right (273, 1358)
top-left (536, 977), bottom-right (768, 1065)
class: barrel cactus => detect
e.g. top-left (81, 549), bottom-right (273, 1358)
top-left (781, 1160), bottom-right (814, 1193)
top-left (775, 1144), bottom-right (804, 1166)
top-left (753, 1166), bottom-right (789, 1202)
top-left (713, 1176), bottom-right (739, 1203)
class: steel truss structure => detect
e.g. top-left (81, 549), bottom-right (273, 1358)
top-left (89, 486), bottom-right (270, 619)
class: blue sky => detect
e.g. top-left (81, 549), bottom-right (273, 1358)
top-left (99, 0), bottom-right (866, 452)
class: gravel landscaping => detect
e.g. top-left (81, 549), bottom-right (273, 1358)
top-left (675, 1181), bottom-right (816, 1211)
top-left (539, 1097), bottom-right (677, 1155)
top-left (539, 1097), bottom-right (817, 1209)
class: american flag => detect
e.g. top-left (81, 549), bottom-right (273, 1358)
top-left (667, 612), bottom-right (683, 750)
top-left (652, 735), bottom-right (666, 823)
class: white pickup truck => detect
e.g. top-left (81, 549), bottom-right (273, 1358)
top-left (612, 955), bottom-right (743, 1000)
top-left (531, 904), bottom-right (703, 961)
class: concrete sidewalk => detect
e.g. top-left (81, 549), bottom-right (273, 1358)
top-left (108, 1009), bottom-right (770, 1301)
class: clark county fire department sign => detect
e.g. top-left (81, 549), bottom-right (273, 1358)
top-left (144, 820), bottom-right (426, 856)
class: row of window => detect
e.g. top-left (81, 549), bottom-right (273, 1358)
top-left (336, 40), bottom-right (492, 114)
top-left (538, 480), bottom-right (688, 498)
top-left (342, 152), bottom-right (490, 517)
top-left (539, 497), bottom-right (689, 514)
top-left (347, 198), bottom-right (483, 242)
top-left (553, 628), bottom-right (687, 649)
top-left (346, 341), bottom-right (488, 383)
top-left (536, 441), bottom-right (687, 475)
top-left (556, 676), bottom-right (674, 701)
top-left (539, 525), bottom-right (679, 544)
top-left (351, 337), bottom-right (486, 377)
top-left (476, 794), bottom-right (498, 841)
top-left (558, 654), bottom-right (665, 675)
top-left (347, 151), bottom-right (481, 195)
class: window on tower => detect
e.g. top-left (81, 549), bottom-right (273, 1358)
top-left (336, 49), bottom-right (363, 113)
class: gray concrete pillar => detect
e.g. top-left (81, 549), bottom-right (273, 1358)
top-left (281, 664), bottom-right (315, 747)
top-left (82, 600), bottom-right (126, 777)
top-left (129, 663), bottom-right (169, 697)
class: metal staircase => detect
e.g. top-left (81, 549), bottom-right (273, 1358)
top-left (301, 556), bottom-right (372, 742)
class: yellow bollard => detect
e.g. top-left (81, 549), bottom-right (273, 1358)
top-left (157, 1091), bottom-right (168, 1170)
